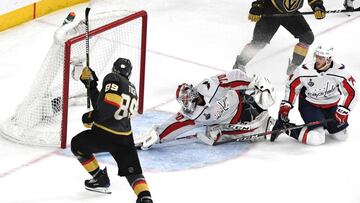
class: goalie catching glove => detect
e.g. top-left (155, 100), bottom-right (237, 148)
top-left (247, 75), bottom-right (276, 110)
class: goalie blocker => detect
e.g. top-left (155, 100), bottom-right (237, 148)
top-left (135, 69), bottom-right (276, 149)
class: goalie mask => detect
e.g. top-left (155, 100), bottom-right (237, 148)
top-left (112, 58), bottom-right (132, 79)
top-left (176, 83), bottom-right (199, 114)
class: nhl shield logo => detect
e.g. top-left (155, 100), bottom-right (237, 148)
top-left (283, 0), bottom-right (302, 12)
top-left (308, 79), bottom-right (314, 87)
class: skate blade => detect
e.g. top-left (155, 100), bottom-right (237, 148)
top-left (85, 186), bottom-right (112, 194)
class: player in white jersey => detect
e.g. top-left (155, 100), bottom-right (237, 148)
top-left (271, 44), bottom-right (358, 145)
top-left (135, 69), bottom-right (276, 149)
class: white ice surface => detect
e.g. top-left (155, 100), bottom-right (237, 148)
top-left (0, 1), bottom-right (359, 203)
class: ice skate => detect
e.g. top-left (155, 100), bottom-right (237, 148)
top-left (136, 196), bottom-right (153, 203)
top-left (84, 167), bottom-right (111, 194)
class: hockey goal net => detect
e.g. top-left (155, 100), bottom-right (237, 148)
top-left (0, 10), bottom-right (147, 148)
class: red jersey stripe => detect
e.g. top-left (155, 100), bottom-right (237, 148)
top-left (159, 119), bottom-right (195, 140)
top-left (289, 77), bottom-right (301, 103)
top-left (342, 79), bottom-right (355, 108)
top-left (220, 81), bottom-right (250, 88)
top-left (230, 91), bottom-right (243, 124)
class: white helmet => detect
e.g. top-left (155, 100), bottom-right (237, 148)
top-left (314, 44), bottom-right (334, 59)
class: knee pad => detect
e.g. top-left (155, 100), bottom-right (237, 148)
top-left (299, 31), bottom-right (314, 45)
top-left (70, 136), bottom-right (89, 159)
top-left (329, 129), bottom-right (348, 141)
top-left (298, 127), bottom-right (325, 146)
top-left (70, 136), bottom-right (80, 156)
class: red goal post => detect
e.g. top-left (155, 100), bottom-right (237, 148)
top-left (0, 10), bottom-right (147, 149)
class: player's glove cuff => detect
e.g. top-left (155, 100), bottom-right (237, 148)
top-left (335, 106), bottom-right (350, 123)
top-left (80, 67), bottom-right (99, 89)
top-left (278, 100), bottom-right (292, 123)
top-left (311, 1), bottom-right (326, 19)
top-left (82, 111), bottom-right (94, 128)
top-left (248, 0), bottom-right (265, 22)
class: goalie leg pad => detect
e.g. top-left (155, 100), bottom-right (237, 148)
top-left (196, 127), bottom-right (221, 146)
top-left (205, 112), bottom-right (274, 144)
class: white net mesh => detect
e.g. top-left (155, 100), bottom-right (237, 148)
top-left (0, 10), bottom-right (145, 147)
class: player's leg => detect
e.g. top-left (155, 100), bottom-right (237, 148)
top-left (323, 106), bottom-right (349, 141)
top-left (71, 130), bottom-right (111, 193)
top-left (233, 18), bottom-right (280, 71)
top-left (296, 94), bottom-right (327, 146)
top-left (197, 111), bottom-right (274, 145)
top-left (281, 14), bottom-right (314, 74)
top-left (111, 144), bottom-right (152, 203)
top-left (135, 112), bottom-right (197, 149)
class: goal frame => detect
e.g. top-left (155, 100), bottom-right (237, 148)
top-left (61, 10), bottom-right (147, 148)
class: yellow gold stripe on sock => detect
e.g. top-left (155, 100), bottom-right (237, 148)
top-left (294, 43), bottom-right (309, 57)
top-left (133, 180), bottom-right (149, 196)
top-left (82, 156), bottom-right (99, 173)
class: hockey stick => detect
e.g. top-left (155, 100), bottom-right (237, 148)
top-left (263, 7), bottom-right (360, 17)
top-left (213, 118), bottom-right (335, 146)
top-left (135, 132), bottom-right (198, 150)
top-left (85, 7), bottom-right (91, 110)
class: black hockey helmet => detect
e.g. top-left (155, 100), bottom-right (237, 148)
top-left (112, 58), bottom-right (132, 78)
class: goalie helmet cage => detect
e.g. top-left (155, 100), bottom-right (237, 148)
top-left (0, 10), bottom-right (147, 149)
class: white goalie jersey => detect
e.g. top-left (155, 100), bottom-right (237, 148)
top-left (135, 70), bottom-right (276, 148)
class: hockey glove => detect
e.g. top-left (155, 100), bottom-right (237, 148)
top-left (278, 100), bottom-right (292, 123)
top-left (270, 101), bottom-right (291, 142)
top-left (311, 1), bottom-right (326, 19)
top-left (248, 0), bottom-right (265, 22)
top-left (82, 111), bottom-right (94, 128)
top-left (80, 67), bottom-right (99, 89)
top-left (270, 119), bottom-right (285, 142)
top-left (335, 106), bottom-right (349, 124)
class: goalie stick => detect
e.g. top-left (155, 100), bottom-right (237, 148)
top-left (213, 118), bottom-right (335, 146)
top-left (263, 7), bottom-right (360, 17)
